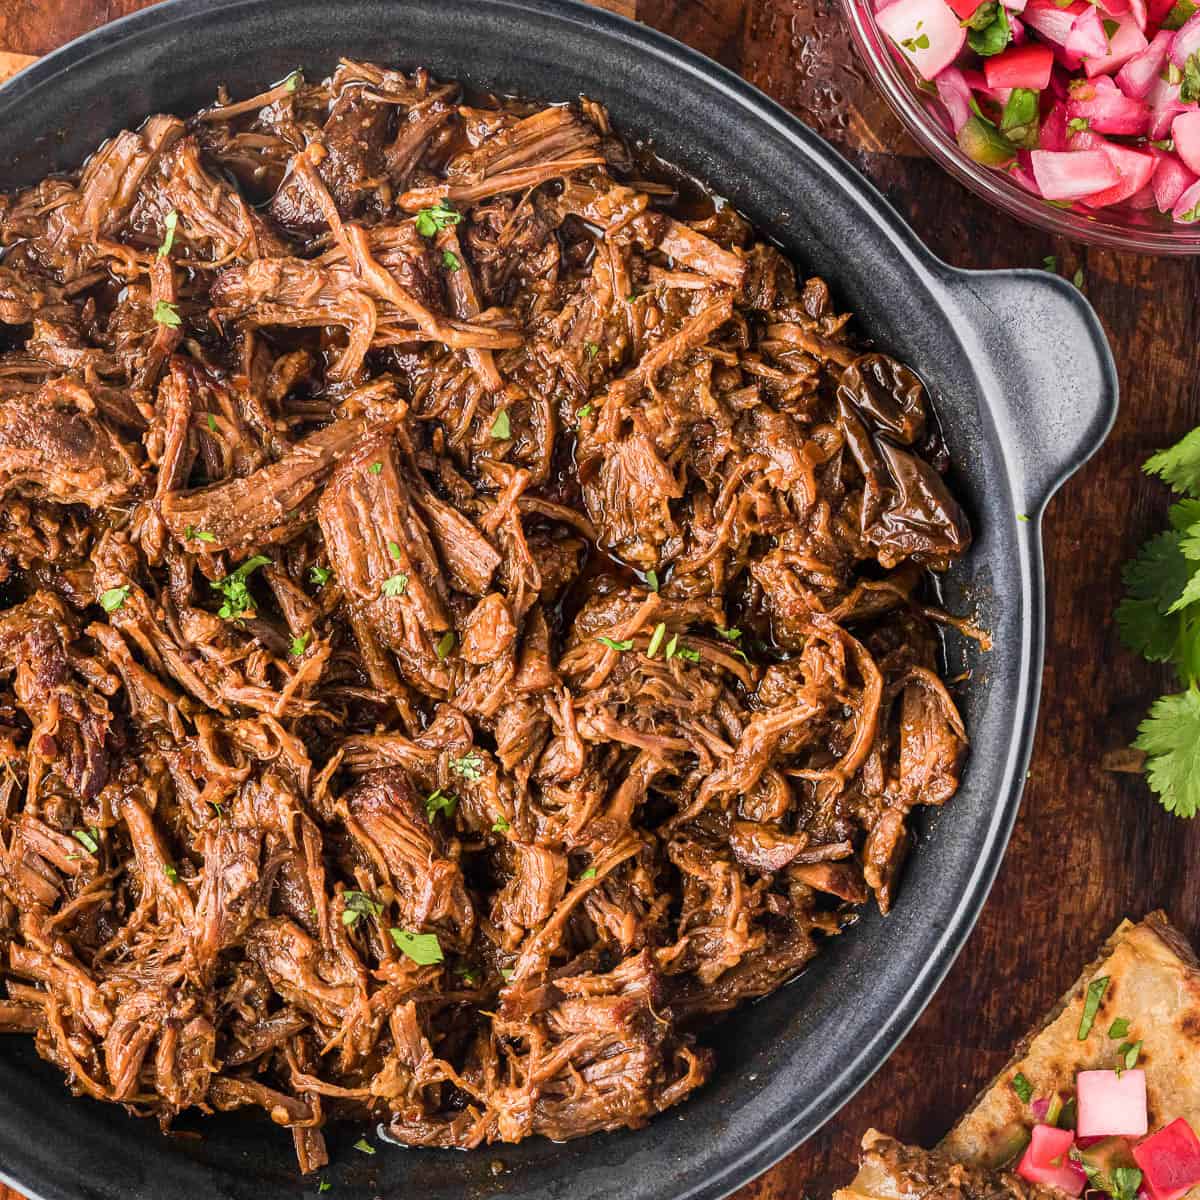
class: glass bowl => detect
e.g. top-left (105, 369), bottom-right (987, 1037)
top-left (840, 0), bottom-right (1200, 255)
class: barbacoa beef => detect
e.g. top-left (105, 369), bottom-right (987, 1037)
top-left (0, 58), bottom-right (975, 1172)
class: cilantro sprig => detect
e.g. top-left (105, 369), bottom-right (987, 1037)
top-left (211, 555), bottom-right (271, 621)
top-left (1116, 427), bottom-right (1200, 818)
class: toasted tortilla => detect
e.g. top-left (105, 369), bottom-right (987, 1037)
top-left (836, 913), bottom-right (1200, 1199)
top-left (942, 911), bottom-right (1200, 1175)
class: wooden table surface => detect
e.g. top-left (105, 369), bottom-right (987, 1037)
top-left (1, 1), bottom-right (1198, 1197)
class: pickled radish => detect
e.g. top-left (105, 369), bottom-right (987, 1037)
top-left (1075, 1070), bottom-right (1148, 1139)
top-left (872, 0), bottom-right (1200, 225)
top-left (1016, 1126), bottom-right (1088, 1197)
top-left (877, 0), bottom-right (967, 78)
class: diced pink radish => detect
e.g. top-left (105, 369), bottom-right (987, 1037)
top-left (1075, 1071), bottom-right (1148, 1139)
top-left (1170, 11), bottom-right (1200, 68)
top-left (1066, 5), bottom-right (1110, 58)
top-left (1126, 179), bottom-right (1157, 206)
top-left (1147, 74), bottom-right (1194, 139)
top-left (985, 42), bottom-right (1055, 88)
top-left (1115, 30), bottom-right (1173, 99)
top-left (1081, 142), bottom-right (1156, 204)
top-left (1173, 176), bottom-right (1200, 221)
top-left (1031, 148), bottom-right (1121, 196)
top-left (1153, 150), bottom-right (1198, 210)
top-left (1134, 1119), bottom-right (1200, 1200)
top-left (1024, 0), bottom-right (1086, 46)
top-left (1010, 163), bottom-right (1043, 192)
top-left (962, 67), bottom-right (1014, 105)
top-left (1041, 100), bottom-right (1070, 149)
top-left (1068, 84), bottom-right (1150, 133)
top-left (1003, 0), bottom-right (1029, 13)
top-left (877, 0), bottom-right (967, 78)
top-left (1129, 0), bottom-right (1147, 30)
top-left (1084, 13), bottom-right (1148, 77)
top-left (1174, 110), bottom-right (1200, 174)
top-left (1010, 14), bottom-right (1028, 42)
top-left (935, 66), bottom-right (974, 132)
top-left (1017, 1126), bottom-right (1088, 1197)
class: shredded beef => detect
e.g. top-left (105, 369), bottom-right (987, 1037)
top-left (0, 60), bottom-right (974, 1169)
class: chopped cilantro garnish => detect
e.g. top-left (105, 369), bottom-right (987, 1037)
top-left (450, 752), bottom-right (484, 782)
top-left (716, 626), bottom-right (742, 641)
top-left (1010, 1072), bottom-right (1033, 1104)
top-left (645, 569), bottom-right (659, 592)
top-left (99, 586), bottom-right (130, 613)
top-left (1117, 1039), bottom-right (1142, 1070)
top-left (414, 201), bottom-right (462, 238)
top-left (1078, 975), bottom-right (1110, 1040)
top-left (310, 564), bottom-right (332, 587)
top-left (382, 573), bottom-right (409, 597)
top-left (500, 967), bottom-right (515, 981)
top-left (341, 890), bottom-right (381, 926)
top-left (290, 631), bottom-right (311, 657)
top-left (579, 867), bottom-right (597, 880)
top-left (368, 461), bottom-right (383, 474)
top-left (577, 402), bottom-right (594, 420)
top-left (164, 863), bottom-right (179, 883)
top-left (387, 541), bottom-right (402, 561)
top-left (186, 526), bottom-right (216, 543)
top-left (647, 622), bottom-right (666, 658)
top-left (436, 631), bottom-right (456, 659)
top-left (585, 342), bottom-right (599, 359)
top-left (389, 927), bottom-right (444, 964)
top-left (442, 249), bottom-right (461, 272)
top-left (317, 1180), bottom-right (331, 1193)
top-left (72, 828), bottom-right (99, 854)
top-left (211, 554), bottom-right (271, 620)
top-left (425, 788), bottom-right (457, 821)
top-left (491, 816), bottom-right (510, 832)
top-left (157, 210), bottom-right (178, 257)
top-left (597, 636), bottom-right (633, 652)
top-left (490, 409), bottom-right (511, 440)
top-left (153, 299), bottom-right (182, 327)
top-left (353, 1138), bottom-right (375, 1155)
top-left (1108, 1017), bottom-right (1130, 1039)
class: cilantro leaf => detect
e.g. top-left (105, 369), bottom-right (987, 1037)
top-left (597, 636), bottom-right (633, 652)
top-left (310, 564), bottom-right (332, 586)
top-left (490, 409), bottom-right (511, 440)
top-left (442, 249), bottom-right (461, 272)
top-left (1115, 531), bottom-right (1193, 662)
top-left (1078, 975), bottom-right (1110, 1039)
top-left (1010, 1072), bottom-right (1033, 1103)
top-left (382, 573), bottom-right (409, 597)
top-left (341, 890), bottom-right (381, 926)
top-left (389, 927), bottom-right (444, 964)
top-left (414, 201), bottom-right (462, 238)
top-left (211, 555), bottom-right (271, 620)
top-left (158, 210), bottom-right (178, 257)
top-left (99, 586), bottom-right (130, 613)
top-left (1145, 427), bottom-right (1200, 497)
top-left (353, 1138), bottom-right (375, 1155)
top-left (967, 1), bottom-right (1011, 55)
top-left (153, 299), bottom-right (182, 327)
top-left (1134, 689), bottom-right (1200, 817)
top-left (290, 632), bottom-right (311, 657)
top-left (425, 788), bottom-right (457, 821)
top-left (72, 828), bottom-right (99, 854)
top-left (450, 752), bottom-right (484, 782)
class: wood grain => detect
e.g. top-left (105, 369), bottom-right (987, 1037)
top-left (1, 3), bottom-right (1198, 1199)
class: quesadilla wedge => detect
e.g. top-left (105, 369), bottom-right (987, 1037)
top-left (836, 913), bottom-right (1200, 1200)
